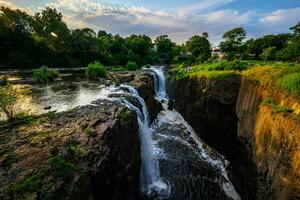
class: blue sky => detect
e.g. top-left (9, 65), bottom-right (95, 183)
top-left (1, 0), bottom-right (300, 44)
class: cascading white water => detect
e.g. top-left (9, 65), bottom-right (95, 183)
top-left (149, 67), bottom-right (241, 200)
top-left (150, 67), bottom-right (168, 101)
top-left (112, 84), bottom-right (170, 198)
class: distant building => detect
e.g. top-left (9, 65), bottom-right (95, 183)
top-left (212, 48), bottom-right (225, 59)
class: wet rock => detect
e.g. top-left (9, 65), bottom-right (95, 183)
top-left (0, 101), bottom-right (140, 200)
top-left (130, 73), bottom-right (162, 122)
top-left (44, 106), bottom-right (52, 110)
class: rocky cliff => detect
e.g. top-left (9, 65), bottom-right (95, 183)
top-left (236, 78), bottom-right (300, 199)
top-left (0, 100), bottom-right (140, 200)
top-left (167, 73), bottom-right (300, 199)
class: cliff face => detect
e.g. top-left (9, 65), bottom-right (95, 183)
top-left (236, 78), bottom-right (300, 199)
top-left (0, 100), bottom-right (140, 200)
top-left (168, 73), bottom-right (300, 199)
top-left (167, 75), bottom-right (258, 199)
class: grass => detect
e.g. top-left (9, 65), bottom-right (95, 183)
top-left (5, 175), bottom-right (39, 194)
top-left (119, 109), bottom-right (132, 126)
top-left (49, 155), bottom-right (81, 179)
top-left (26, 131), bottom-right (51, 145)
top-left (170, 60), bottom-right (300, 98)
top-left (83, 127), bottom-right (95, 136)
top-left (33, 66), bottom-right (59, 83)
top-left (110, 66), bottom-right (127, 71)
top-left (279, 73), bottom-right (300, 95)
top-left (68, 143), bottom-right (87, 157)
top-left (169, 63), bottom-right (240, 80)
top-left (261, 98), bottom-right (294, 114)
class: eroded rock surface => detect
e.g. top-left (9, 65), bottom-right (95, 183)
top-left (0, 100), bottom-right (140, 200)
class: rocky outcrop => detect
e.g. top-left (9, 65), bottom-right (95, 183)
top-left (236, 78), bottom-right (300, 199)
top-left (0, 100), bottom-right (140, 200)
top-left (130, 72), bottom-right (162, 122)
top-left (167, 74), bottom-right (258, 200)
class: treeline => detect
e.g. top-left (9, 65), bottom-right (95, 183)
top-left (0, 6), bottom-right (299, 69)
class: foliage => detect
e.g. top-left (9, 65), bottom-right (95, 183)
top-left (126, 61), bottom-right (138, 71)
top-left (215, 60), bottom-right (249, 71)
top-left (119, 109), bottom-right (132, 126)
top-left (185, 35), bottom-right (211, 63)
top-left (220, 27), bottom-right (246, 60)
top-left (68, 143), bottom-right (87, 157)
top-left (259, 47), bottom-right (278, 61)
top-left (85, 61), bottom-right (107, 78)
top-left (33, 66), bottom-right (59, 83)
top-left (279, 73), bottom-right (300, 94)
top-left (49, 155), bottom-right (80, 179)
top-left (155, 35), bottom-right (175, 64)
top-left (110, 66), bottom-right (127, 71)
top-left (5, 175), bottom-right (39, 195)
top-left (0, 84), bottom-right (19, 120)
top-left (261, 98), bottom-right (294, 114)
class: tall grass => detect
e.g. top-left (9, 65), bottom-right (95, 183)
top-left (280, 73), bottom-right (300, 94)
top-left (85, 61), bottom-right (107, 79)
top-left (33, 66), bottom-right (59, 83)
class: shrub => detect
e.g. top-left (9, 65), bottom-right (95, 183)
top-left (280, 73), bottom-right (300, 94)
top-left (33, 66), bottom-right (59, 83)
top-left (85, 61), bottom-right (107, 79)
top-left (126, 61), bottom-right (138, 71)
top-left (0, 85), bottom-right (19, 120)
top-left (215, 60), bottom-right (248, 71)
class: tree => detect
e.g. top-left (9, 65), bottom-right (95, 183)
top-left (290, 22), bottom-right (300, 37)
top-left (0, 85), bottom-right (19, 120)
top-left (155, 35), bottom-right (175, 64)
top-left (126, 34), bottom-right (154, 65)
top-left (186, 35), bottom-right (211, 63)
top-left (220, 27), bottom-right (246, 60)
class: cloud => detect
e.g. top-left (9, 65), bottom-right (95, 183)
top-left (2, 0), bottom-right (299, 44)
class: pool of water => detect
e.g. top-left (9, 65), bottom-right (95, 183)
top-left (0, 81), bottom-right (113, 120)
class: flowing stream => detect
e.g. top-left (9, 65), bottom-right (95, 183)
top-left (108, 67), bottom-right (240, 200)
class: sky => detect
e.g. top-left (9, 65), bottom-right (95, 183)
top-left (1, 0), bottom-right (300, 45)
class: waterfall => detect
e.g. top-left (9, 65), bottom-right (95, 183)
top-left (149, 67), bottom-right (241, 200)
top-left (111, 84), bottom-right (170, 198)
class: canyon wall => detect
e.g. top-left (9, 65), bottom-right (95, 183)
top-left (236, 78), bottom-right (300, 199)
top-left (167, 74), bottom-right (300, 199)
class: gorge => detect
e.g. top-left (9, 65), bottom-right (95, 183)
top-left (0, 67), bottom-right (299, 200)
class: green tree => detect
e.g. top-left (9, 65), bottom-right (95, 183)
top-left (186, 35), bottom-right (211, 63)
top-left (155, 35), bottom-right (175, 64)
top-left (126, 34), bottom-right (154, 65)
top-left (281, 22), bottom-right (300, 61)
top-left (220, 27), bottom-right (246, 60)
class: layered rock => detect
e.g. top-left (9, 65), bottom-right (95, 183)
top-left (0, 100), bottom-right (140, 200)
top-left (167, 74), bottom-right (258, 200)
top-left (130, 72), bottom-right (162, 122)
top-left (236, 78), bottom-right (300, 199)
top-left (167, 72), bottom-right (300, 199)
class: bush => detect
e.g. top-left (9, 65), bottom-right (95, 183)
top-left (0, 85), bottom-right (19, 120)
top-left (215, 60), bottom-right (248, 71)
top-left (85, 61), bottom-right (107, 79)
top-left (33, 66), bottom-right (59, 83)
top-left (280, 73), bottom-right (300, 94)
top-left (126, 61), bottom-right (138, 71)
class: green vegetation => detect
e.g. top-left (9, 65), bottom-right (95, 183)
top-left (0, 5), bottom-right (299, 68)
top-left (5, 175), bottom-right (39, 195)
top-left (33, 66), bottom-right (59, 83)
top-left (110, 66), bottom-right (127, 71)
top-left (26, 131), bottom-right (51, 145)
top-left (0, 84), bottom-right (19, 120)
top-left (279, 73), bottom-right (300, 95)
top-left (261, 98), bottom-right (294, 114)
top-left (126, 61), bottom-right (138, 71)
top-left (85, 61), bottom-right (108, 79)
top-left (49, 155), bottom-right (81, 179)
top-left (68, 143), bottom-right (87, 157)
top-left (83, 127), bottom-right (95, 136)
top-left (119, 109), bottom-right (132, 126)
